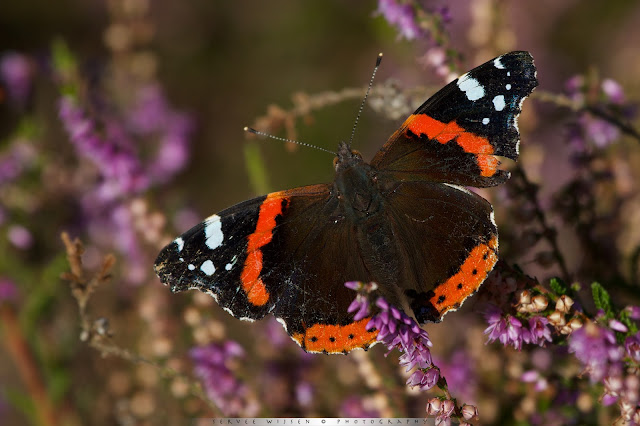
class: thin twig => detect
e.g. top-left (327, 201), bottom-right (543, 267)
top-left (532, 90), bottom-right (640, 143)
top-left (60, 232), bottom-right (223, 416)
top-left (512, 167), bottom-right (572, 284)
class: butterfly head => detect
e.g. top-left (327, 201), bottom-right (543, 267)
top-left (334, 141), bottom-right (364, 172)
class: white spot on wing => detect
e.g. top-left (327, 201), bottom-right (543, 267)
top-left (225, 263), bottom-right (233, 271)
top-left (276, 317), bottom-right (288, 332)
top-left (506, 84), bottom-right (512, 90)
top-left (200, 260), bottom-right (215, 276)
top-left (456, 74), bottom-right (485, 101)
top-left (174, 237), bottom-right (184, 252)
top-left (204, 214), bottom-right (224, 250)
top-left (493, 57), bottom-right (505, 69)
top-left (482, 117), bottom-right (490, 125)
top-left (188, 264), bottom-right (195, 271)
top-left (443, 183), bottom-right (473, 195)
top-left (493, 95), bottom-right (506, 111)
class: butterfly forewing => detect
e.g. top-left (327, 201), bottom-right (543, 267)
top-left (372, 51), bottom-right (537, 187)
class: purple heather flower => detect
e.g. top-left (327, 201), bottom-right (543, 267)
top-left (128, 85), bottom-right (192, 183)
top-left (625, 332), bottom-right (640, 362)
top-left (0, 52), bottom-right (32, 106)
top-left (484, 306), bottom-right (531, 350)
top-left (601, 78), bottom-right (625, 104)
top-left (0, 278), bottom-right (18, 304)
top-left (436, 350), bottom-right (476, 400)
top-left (367, 297), bottom-right (438, 390)
top-left (190, 341), bottom-right (254, 416)
top-left (528, 316), bottom-right (553, 346)
top-left (626, 306), bottom-right (640, 320)
top-left (564, 75), bottom-right (585, 102)
top-left (344, 281), bottom-right (361, 291)
top-left (7, 225), bottom-right (33, 250)
top-left (609, 319), bottom-right (629, 333)
top-left (521, 370), bottom-right (549, 392)
top-left (348, 295), bottom-right (370, 321)
top-left (583, 115), bottom-right (620, 148)
top-left (376, 0), bottom-right (424, 40)
top-left (568, 323), bottom-right (624, 382)
top-left (295, 382), bottom-right (314, 407)
top-left (0, 143), bottom-right (37, 186)
top-left (437, 399), bottom-right (455, 425)
top-left (564, 75), bottom-right (637, 151)
top-left (418, 47), bottom-right (457, 82)
top-left (426, 397), bottom-right (455, 424)
top-left (339, 396), bottom-right (380, 418)
top-left (58, 96), bottom-right (150, 202)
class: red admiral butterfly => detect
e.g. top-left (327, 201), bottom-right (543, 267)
top-left (155, 51), bottom-right (538, 354)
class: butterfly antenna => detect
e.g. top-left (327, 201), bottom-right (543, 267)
top-left (244, 127), bottom-right (336, 155)
top-left (348, 52), bottom-right (383, 148)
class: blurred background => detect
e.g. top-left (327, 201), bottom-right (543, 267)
top-left (1, 0), bottom-right (640, 424)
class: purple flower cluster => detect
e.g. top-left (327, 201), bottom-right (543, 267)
top-left (435, 350), bottom-right (476, 401)
top-left (565, 75), bottom-right (638, 150)
top-left (568, 322), bottom-right (623, 383)
top-left (346, 280), bottom-right (374, 321)
top-left (567, 322), bottom-right (640, 418)
top-left (58, 96), bottom-right (151, 202)
top-left (0, 143), bottom-right (37, 187)
top-left (58, 85), bottom-right (192, 283)
top-left (367, 297), bottom-right (439, 390)
top-left (190, 341), bottom-right (257, 416)
top-left (0, 52), bottom-right (32, 107)
top-left (58, 84), bottom-right (191, 203)
top-left (484, 305), bottom-right (553, 350)
top-left (376, 0), bottom-right (424, 40)
top-left (128, 85), bottom-right (192, 184)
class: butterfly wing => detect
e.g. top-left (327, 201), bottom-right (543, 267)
top-left (155, 184), bottom-right (379, 354)
top-left (371, 51), bottom-right (538, 187)
top-left (366, 51), bottom-right (537, 322)
top-left (375, 179), bottom-right (498, 323)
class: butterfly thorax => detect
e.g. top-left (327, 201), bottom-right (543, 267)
top-left (333, 142), bottom-right (382, 218)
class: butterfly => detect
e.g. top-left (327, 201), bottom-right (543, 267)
top-left (155, 51), bottom-right (538, 354)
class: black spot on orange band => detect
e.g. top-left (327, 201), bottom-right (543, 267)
top-left (403, 114), bottom-right (498, 177)
top-left (291, 318), bottom-right (379, 354)
top-left (430, 236), bottom-right (498, 316)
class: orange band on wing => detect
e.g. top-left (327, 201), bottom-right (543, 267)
top-left (429, 236), bottom-right (498, 315)
top-left (291, 318), bottom-right (379, 354)
top-left (240, 192), bottom-right (288, 306)
top-left (404, 114), bottom-right (498, 177)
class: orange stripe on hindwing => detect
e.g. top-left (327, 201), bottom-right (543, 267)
top-left (291, 318), bottom-right (379, 353)
top-left (404, 114), bottom-right (498, 177)
top-left (240, 193), bottom-right (288, 306)
top-left (429, 236), bottom-right (498, 316)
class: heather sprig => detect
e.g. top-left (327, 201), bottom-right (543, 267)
top-left (0, 52), bottom-right (33, 107)
top-left (190, 341), bottom-right (258, 416)
top-left (346, 282), bottom-right (479, 422)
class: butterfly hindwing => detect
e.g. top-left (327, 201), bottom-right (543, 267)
top-left (377, 179), bottom-right (498, 322)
